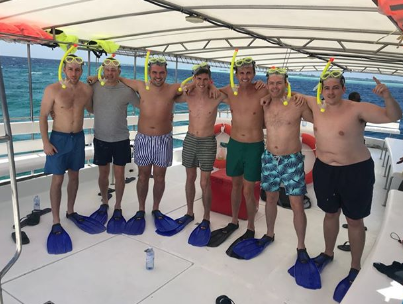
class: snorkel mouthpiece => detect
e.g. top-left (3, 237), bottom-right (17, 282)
top-left (178, 76), bottom-right (193, 92)
top-left (58, 44), bottom-right (78, 89)
top-left (283, 81), bottom-right (292, 106)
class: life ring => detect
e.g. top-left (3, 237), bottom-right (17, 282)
top-left (213, 123), bottom-right (231, 169)
top-left (214, 123), bottom-right (231, 136)
top-left (301, 133), bottom-right (316, 184)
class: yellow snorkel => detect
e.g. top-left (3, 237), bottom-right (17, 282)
top-left (178, 76), bottom-right (193, 92)
top-left (145, 50), bottom-right (151, 90)
top-left (317, 58), bottom-right (334, 113)
top-left (58, 44), bottom-right (78, 89)
top-left (230, 49), bottom-right (238, 95)
top-left (97, 65), bottom-right (105, 86)
top-left (283, 81), bottom-right (292, 106)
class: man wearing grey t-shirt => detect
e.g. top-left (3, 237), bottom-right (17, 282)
top-left (89, 57), bottom-right (139, 233)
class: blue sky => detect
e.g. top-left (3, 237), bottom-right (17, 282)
top-left (1, 41), bottom-right (403, 82)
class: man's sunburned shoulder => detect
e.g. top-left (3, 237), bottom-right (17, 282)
top-left (46, 82), bottom-right (61, 91)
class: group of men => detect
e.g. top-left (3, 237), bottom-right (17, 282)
top-left (39, 52), bottom-right (402, 302)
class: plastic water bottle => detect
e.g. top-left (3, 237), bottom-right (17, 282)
top-left (33, 195), bottom-right (40, 210)
top-left (145, 248), bottom-right (154, 270)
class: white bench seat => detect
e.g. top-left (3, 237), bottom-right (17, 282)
top-left (383, 138), bottom-right (403, 206)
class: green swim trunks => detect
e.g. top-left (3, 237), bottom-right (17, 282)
top-left (226, 137), bottom-right (264, 182)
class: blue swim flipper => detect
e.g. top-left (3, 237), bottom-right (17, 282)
top-left (66, 212), bottom-right (106, 234)
top-left (188, 219), bottom-right (211, 247)
top-left (47, 224), bottom-right (73, 255)
top-left (333, 268), bottom-right (359, 303)
top-left (156, 214), bottom-right (194, 236)
top-left (124, 211), bottom-right (146, 235)
top-left (289, 249), bottom-right (321, 290)
top-left (89, 204), bottom-right (109, 225)
top-left (152, 210), bottom-right (179, 232)
top-left (232, 235), bottom-right (274, 260)
top-left (288, 252), bottom-right (333, 277)
top-left (107, 209), bottom-right (126, 234)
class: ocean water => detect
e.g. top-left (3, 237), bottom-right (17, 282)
top-left (0, 55), bottom-right (402, 140)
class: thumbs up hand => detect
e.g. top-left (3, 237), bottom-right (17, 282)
top-left (372, 76), bottom-right (391, 99)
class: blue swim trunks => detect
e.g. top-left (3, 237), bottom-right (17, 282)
top-left (261, 150), bottom-right (306, 196)
top-left (44, 131), bottom-right (85, 175)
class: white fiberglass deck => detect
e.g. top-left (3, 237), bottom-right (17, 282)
top-left (0, 148), bottom-right (399, 304)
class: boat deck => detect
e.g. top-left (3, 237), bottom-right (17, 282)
top-left (0, 148), bottom-right (396, 304)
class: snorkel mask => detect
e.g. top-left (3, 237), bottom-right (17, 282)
top-left (266, 67), bottom-right (291, 106)
top-left (178, 62), bottom-right (211, 92)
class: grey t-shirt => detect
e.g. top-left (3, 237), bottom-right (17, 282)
top-left (93, 81), bottom-right (140, 142)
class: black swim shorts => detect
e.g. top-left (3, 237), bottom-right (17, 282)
top-left (313, 157), bottom-right (375, 220)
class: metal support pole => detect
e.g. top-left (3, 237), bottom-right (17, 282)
top-left (0, 56), bottom-right (22, 304)
top-left (174, 56), bottom-right (178, 83)
top-left (134, 52), bottom-right (137, 79)
top-left (27, 44), bottom-right (34, 123)
top-left (87, 50), bottom-right (91, 77)
top-left (383, 154), bottom-right (390, 177)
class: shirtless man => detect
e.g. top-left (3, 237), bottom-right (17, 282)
top-left (208, 57), bottom-right (269, 255)
top-left (88, 57), bottom-right (140, 234)
top-left (304, 71), bottom-right (402, 302)
top-left (106, 57), bottom-right (180, 234)
top-left (158, 63), bottom-right (223, 243)
top-left (40, 54), bottom-right (104, 255)
top-left (247, 68), bottom-right (315, 267)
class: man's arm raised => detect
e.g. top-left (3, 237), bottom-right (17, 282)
top-left (119, 77), bottom-right (142, 92)
top-left (39, 85), bottom-right (58, 155)
top-left (358, 77), bottom-right (402, 123)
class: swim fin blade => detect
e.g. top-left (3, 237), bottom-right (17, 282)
top-left (231, 235), bottom-right (274, 260)
top-left (207, 223), bottom-right (239, 247)
top-left (156, 214), bottom-right (194, 236)
top-left (188, 219), bottom-right (211, 247)
top-left (288, 252), bottom-right (333, 278)
top-left (67, 212), bottom-right (106, 234)
top-left (107, 209), bottom-right (126, 234)
top-left (90, 204), bottom-right (109, 225)
top-left (152, 210), bottom-right (179, 232)
top-left (333, 269), bottom-right (359, 303)
top-left (226, 229), bottom-right (255, 259)
top-left (293, 249), bottom-right (321, 290)
top-left (124, 211), bottom-right (145, 235)
top-left (47, 223), bottom-right (73, 255)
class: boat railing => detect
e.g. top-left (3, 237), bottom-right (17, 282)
top-left (0, 112), bottom-right (192, 182)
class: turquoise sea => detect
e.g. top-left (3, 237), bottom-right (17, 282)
top-left (0, 55), bottom-right (402, 140)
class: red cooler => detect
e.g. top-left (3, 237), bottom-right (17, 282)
top-left (210, 169), bottom-right (260, 220)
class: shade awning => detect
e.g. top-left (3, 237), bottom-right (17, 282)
top-left (0, 0), bottom-right (402, 75)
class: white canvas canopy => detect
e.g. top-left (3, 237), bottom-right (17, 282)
top-left (0, 0), bottom-right (402, 75)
